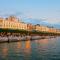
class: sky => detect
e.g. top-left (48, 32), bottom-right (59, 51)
top-left (0, 0), bottom-right (60, 28)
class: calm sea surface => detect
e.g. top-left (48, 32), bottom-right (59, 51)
top-left (0, 37), bottom-right (60, 60)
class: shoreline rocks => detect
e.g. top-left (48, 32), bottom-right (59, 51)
top-left (0, 36), bottom-right (56, 43)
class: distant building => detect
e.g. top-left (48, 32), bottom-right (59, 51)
top-left (0, 16), bottom-right (27, 30)
top-left (0, 16), bottom-right (60, 34)
top-left (27, 24), bottom-right (33, 31)
top-left (34, 24), bottom-right (49, 32)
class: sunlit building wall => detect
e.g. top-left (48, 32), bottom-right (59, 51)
top-left (41, 26), bottom-right (49, 32)
top-left (34, 25), bottom-right (49, 32)
top-left (0, 16), bottom-right (27, 30)
top-left (35, 25), bottom-right (42, 32)
top-left (27, 24), bottom-right (33, 31)
top-left (0, 18), bottom-right (4, 28)
top-left (56, 29), bottom-right (60, 33)
top-left (0, 16), bottom-right (60, 34)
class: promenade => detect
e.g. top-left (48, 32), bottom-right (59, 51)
top-left (0, 32), bottom-right (56, 43)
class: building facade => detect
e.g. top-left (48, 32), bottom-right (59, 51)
top-left (0, 16), bottom-right (60, 34)
top-left (0, 16), bottom-right (27, 30)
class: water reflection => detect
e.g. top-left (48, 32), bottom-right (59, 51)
top-left (24, 40), bottom-right (31, 53)
top-left (38, 39), bottom-right (49, 51)
top-left (23, 40), bottom-right (31, 60)
top-left (14, 42), bottom-right (22, 55)
top-left (0, 37), bottom-right (60, 60)
top-left (16, 42), bottom-right (22, 49)
top-left (39, 39), bottom-right (48, 44)
top-left (2, 47), bottom-right (8, 58)
top-left (0, 43), bottom-right (8, 59)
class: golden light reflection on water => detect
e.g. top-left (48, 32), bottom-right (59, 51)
top-left (25, 40), bottom-right (31, 49)
top-left (39, 39), bottom-right (49, 52)
top-left (14, 42), bottom-right (22, 54)
top-left (34, 39), bottom-right (49, 45)
top-left (2, 47), bottom-right (8, 58)
top-left (0, 37), bottom-right (59, 60)
top-left (24, 40), bottom-right (31, 53)
top-left (39, 39), bottom-right (49, 44)
top-left (14, 40), bottom-right (31, 55)
top-left (34, 39), bottom-right (49, 52)
top-left (16, 42), bottom-right (21, 49)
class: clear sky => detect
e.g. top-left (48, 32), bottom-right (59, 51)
top-left (0, 0), bottom-right (60, 25)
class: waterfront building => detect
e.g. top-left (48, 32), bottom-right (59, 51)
top-left (0, 16), bottom-right (27, 30)
top-left (0, 16), bottom-right (60, 34)
top-left (34, 24), bottom-right (49, 32)
top-left (34, 25), bottom-right (42, 32)
top-left (27, 24), bottom-right (33, 31)
top-left (56, 29), bottom-right (60, 34)
top-left (48, 28), bottom-right (59, 33)
top-left (41, 26), bottom-right (49, 32)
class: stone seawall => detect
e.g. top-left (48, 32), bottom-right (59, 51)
top-left (0, 36), bottom-right (56, 43)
